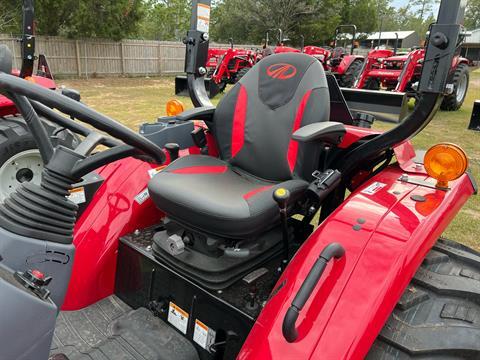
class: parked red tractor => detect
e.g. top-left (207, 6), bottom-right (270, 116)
top-left (273, 25), bottom-right (364, 87)
top-left (354, 44), bottom-right (470, 111)
top-left (0, 1), bottom-right (477, 360)
top-left (176, 39), bottom-right (259, 98)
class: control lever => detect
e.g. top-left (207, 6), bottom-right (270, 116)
top-left (273, 188), bottom-right (291, 266)
top-left (165, 143), bottom-right (180, 161)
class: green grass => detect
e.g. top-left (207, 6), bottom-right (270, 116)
top-left (59, 73), bottom-right (480, 249)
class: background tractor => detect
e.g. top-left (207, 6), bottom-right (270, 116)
top-left (175, 38), bottom-right (259, 98)
top-left (354, 42), bottom-right (470, 111)
top-left (273, 25), bottom-right (364, 87)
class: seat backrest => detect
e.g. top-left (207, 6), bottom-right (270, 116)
top-left (213, 53), bottom-right (330, 182)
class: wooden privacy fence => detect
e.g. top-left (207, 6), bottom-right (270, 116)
top-left (0, 34), bottom-right (257, 78)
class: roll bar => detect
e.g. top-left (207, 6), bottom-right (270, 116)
top-left (333, 25), bottom-right (357, 55)
top-left (182, 0), bottom-right (466, 179)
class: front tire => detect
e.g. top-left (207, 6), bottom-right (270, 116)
top-left (368, 238), bottom-right (480, 359)
top-left (234, 67), bottom-right (250, 83)
top-left (440, 63), bottom-right (469, 111)
top-left (339, 59), bottom-right (363, 88)
top-left (0, 116), bottom-right (78, 202)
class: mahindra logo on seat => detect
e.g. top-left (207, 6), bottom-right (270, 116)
top-left (266, 63), bottom-right (297, 80)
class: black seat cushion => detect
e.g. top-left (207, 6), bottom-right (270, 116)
top-left (149, 53), bottom-right (329, 239)
top-left (148, 155), bottom-right (308, 238)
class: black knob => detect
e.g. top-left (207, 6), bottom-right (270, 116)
top-left (165, 143), bottom-right (180, 161)
top-left (273, 188), bottom-right (290, 209)
top-left (431, 32), bottom-right (448, 49)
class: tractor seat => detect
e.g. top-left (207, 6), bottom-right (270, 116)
top-left (149, 53), bottom-right (330, 239)
top-left (148, 155), bottom-right (308, 238)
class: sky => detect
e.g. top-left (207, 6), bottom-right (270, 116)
top-left (391, 0), bottom-right (440, 15)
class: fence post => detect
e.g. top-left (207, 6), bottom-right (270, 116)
top-left (75, 40), bottom-right (82, 77)
top-left (157, 43), bottom-right (162, 75)
top-left (120, 41), bottom-right (125, 75)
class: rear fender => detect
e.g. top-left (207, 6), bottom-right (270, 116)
top-left (333, 55), bottom-right (363, 75)
top-left (239, 164), bottom-right (476, 360)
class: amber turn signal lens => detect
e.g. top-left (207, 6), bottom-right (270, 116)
top-left (424, 143), bottom-right (468, 188)
top-left (166, 99), bottom-right (185, 117)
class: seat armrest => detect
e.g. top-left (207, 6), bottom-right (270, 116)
top-left (176, 106), bottom-right (216, 122)
top-left (292, 122), bottom-right (346, 145)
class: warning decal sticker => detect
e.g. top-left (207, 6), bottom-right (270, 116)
top-left (361, 182), bottom-right (387, 196)
top-left (168, 302), bottom-right (189, 334)
top-left (193, 319), bottom-right (216, 352)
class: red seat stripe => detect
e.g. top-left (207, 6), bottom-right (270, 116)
top-left (243, 185), bottom-right (273, 200)
top-left (231, 85), bottom-right (248, 158)
top-left (287, 90), bottom-right (312, 172)
top-left (170, 166), bottom-right (227, 174)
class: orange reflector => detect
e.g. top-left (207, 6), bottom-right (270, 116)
top-left (24, 76), bottom-right (36, 83)
top-left (166, 99), bottom-right (185, 117)
top-left (424, 143), bottom-right (468, 188)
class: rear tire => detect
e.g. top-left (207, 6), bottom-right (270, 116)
top-left (440, 63), bottom-right (469, 111)
top-left (339, 59), bottom-right (363, 88)
top-left (368, 238), bottom-right (480, 359)
top-left (234, 67), bottom-right (250, 83)
top-left (0, 116), bottom-right (78, 202)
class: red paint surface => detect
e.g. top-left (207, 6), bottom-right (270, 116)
top-left (62, 157), bottom-right (164, 310)
top-left (287, 90), bottom-right (312, 171)
top-left (171, 165), bottom-right (227, 174)
top-left (339, 125), bottom-right (381, 149)
top-left (231, 85), bottom-right (248, 157)
top-left (243, 185), bottom-right (273, 199)
top-left (0, 74), bottom-right (56, 117)
top-left (239, 164), bottom-right (475, 359)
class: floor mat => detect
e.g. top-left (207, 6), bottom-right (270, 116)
top-left (50, 296), bottom-right (199, 360)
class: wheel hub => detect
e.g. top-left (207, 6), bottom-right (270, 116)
top-left (456, 73), bottom-right (468, 103)
top-left (0, 149), bottom-right (43, 202)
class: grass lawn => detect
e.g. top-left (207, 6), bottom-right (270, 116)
top-left (59, 73), bottom-right (480, 249)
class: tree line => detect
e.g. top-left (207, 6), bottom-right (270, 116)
top-left (0, 0), bottom-right (478, 44)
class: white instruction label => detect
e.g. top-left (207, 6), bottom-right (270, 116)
top-left (134, 188), bottom-right (150, 205)
top-left (68, 187), bottom-right (86, 204)
top-left (168, 302), bottom-right (189, 334)
top-left (197, 3), bottom-right (210, 33)
top-left (361, 182), bottom-right (386, 195)
top-left (193, 319), bottom-right (216, 351)
top-left (148, 166), bottom-right (166, 179)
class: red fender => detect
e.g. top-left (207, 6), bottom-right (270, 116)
top-left (239, 164), bottom-right (475, 359)
top-left (62, 158), bottom-right (164, 310)
top-left (331, 55), bottom-right (363, 75)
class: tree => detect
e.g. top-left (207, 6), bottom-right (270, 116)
top-left (140, 0), bottom-right (190, 41)
top-left (407, 0), bottom-right (438, 20)
top-left (0, 0), bottom-right (145, 40)
top-left (0, 1), bottom-right (21, 34)
top-left (465, 0), bottom-right (480, 29)
top-left (211, 0), bottom-right (348, 46)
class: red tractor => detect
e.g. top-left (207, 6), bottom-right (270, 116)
top-left (0, 0), bottom-right (77, 202)
top-left (354, 44), bottom-right (470, 111)
top-left (206, 40), bottom-right (259, 90)
top-left (273, 26), bottom-right (364, 87)
top-left (0, 1), bottom-right (477, 360)
top-left (176, 39), bottom-right (259, 98)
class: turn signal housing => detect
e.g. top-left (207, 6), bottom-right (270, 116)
top-left (424, 143), bottom-right (468, 188)
top-left (166, 99), bottom-right (185, 117)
